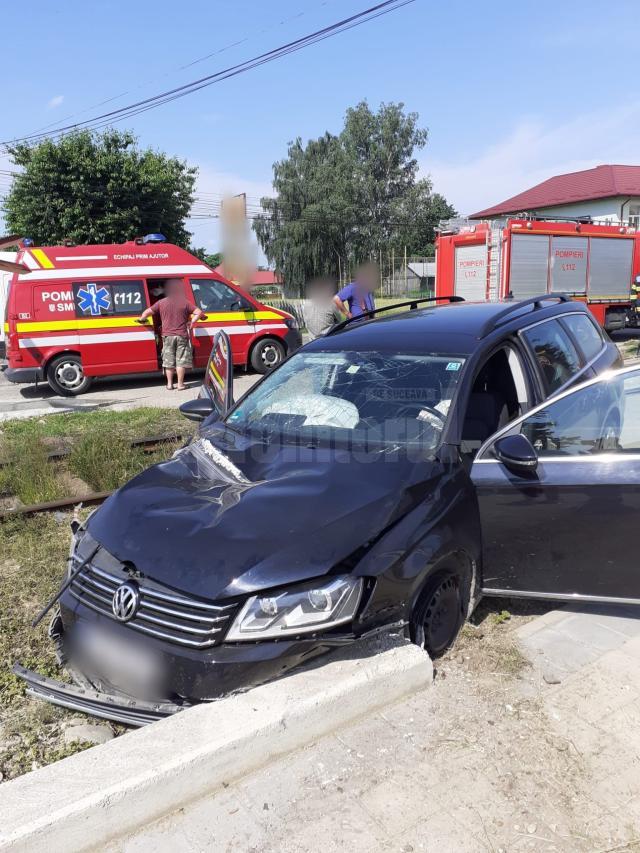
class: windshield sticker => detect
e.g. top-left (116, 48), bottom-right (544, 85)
top-left (346, 365), bottom-right (360, 374)
top-left (446, 361), bottom-right (461, 371)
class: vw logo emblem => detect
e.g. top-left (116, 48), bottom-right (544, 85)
top-left (112, 581), bottom-right (140, 623)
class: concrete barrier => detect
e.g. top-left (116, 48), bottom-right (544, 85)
top-left (0, 634), bottom-right (431, 852)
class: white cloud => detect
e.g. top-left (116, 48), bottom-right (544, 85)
top-left (47, 95), bottom-right (64, 110)
top-left (426, 100), bottom-right (640, 216)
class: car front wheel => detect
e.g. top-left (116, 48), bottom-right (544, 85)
top-left (410, 569), bottom-right (467, 658)
top-left (250, 338), bottom-right (286, 373)
top-left (46, 354), bottom-right (93, 396)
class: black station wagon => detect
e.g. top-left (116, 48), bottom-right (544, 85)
top-left (18, 294), bottom-right (637, 726)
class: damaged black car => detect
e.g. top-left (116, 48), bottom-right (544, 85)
top-left (17, 294), bottom-right (638, 726)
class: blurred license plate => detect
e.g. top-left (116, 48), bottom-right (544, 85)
top-left (73, 621), bottom-right (163, 696)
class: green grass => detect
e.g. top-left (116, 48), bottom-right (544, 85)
top-left (0, 409), bottom-right (192, 779)
top-left (0, 513), bottom-right (97, 779)
top-left (0, 406), bottom-right (187, 443)
top-left (0, 434), bottom-right (68, 505)
top-left (0, 408), bottom-right (192, 504)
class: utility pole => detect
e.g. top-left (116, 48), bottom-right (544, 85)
top-left (404, 245), bottom-right (407, 295)
top-left (391, 247), bottom-right (395, 295)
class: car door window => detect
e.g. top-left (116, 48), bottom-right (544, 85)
top-left (522, 318), bottom-right (582, 393)
top-left (190, 279), bottom-right (251, 312)
top-left (560, 313), bottom-right (604, 362)
top-left (491, 368), bottom-right (640, 457)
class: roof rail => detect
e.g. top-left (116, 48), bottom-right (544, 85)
top-left (478, 294), bottom-right (571, 339)
top-left (325, 295), bottom-right (465, 336)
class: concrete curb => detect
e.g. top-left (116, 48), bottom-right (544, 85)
top-left (0, 634), bottom-right (431, 852)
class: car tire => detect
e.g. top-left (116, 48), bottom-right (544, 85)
top-left (604, 310), bottom-right (626, 332)
top-left (46, 354), bottom-right (93, 396)
top-left (250, 338), bottom-right (286, 374)
top-left (410, 567), bottom-right (469, 658)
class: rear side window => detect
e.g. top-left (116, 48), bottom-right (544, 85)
top-left (560, 313), bottom-right (604, 362)
top-left (190, 279), bottom-right (252, 312)
top-left (522, 319), bottom-right (582, 393)
top-left (72, 280), bottom-right (146, 318)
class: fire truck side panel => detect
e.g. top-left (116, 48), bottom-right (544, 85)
top-left (550, 236), bottom-right (588, 293)
top-left (454, 243), bottom-right (487, 301)
top-left (508, 234), bottom-right (550, 300)
top-left (588, 237), bottom-right (634, 300)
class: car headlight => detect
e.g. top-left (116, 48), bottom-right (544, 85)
top-left (226, 575), bottom-right (363, 641)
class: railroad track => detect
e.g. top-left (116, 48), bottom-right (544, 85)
top-left (0, 433), bottom-right (186, 468)
top-left (0, 433), bottom-right (188, 520)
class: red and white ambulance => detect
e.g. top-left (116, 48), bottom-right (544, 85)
top-left (4, 236), bottom-right (301, 395)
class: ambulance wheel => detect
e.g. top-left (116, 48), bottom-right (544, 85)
top-left (46, 354), bottom-right (93, 396)
top-left (250, 338), bottom-right (285, 373)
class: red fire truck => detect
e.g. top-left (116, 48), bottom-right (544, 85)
top-left (4, 236), bottom-right (301, 395)
top-left (435, 218), bottom-right (640, 331)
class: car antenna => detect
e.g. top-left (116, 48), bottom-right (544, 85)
top-left (31, 542), bottom-right (100, 628)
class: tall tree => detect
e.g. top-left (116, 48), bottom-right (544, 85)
top-left (4, 130), bottom-right (197, 246)
top-left (253, 102), bottom-right (456, 291)
top-left (191, 248), bottom-right (223, 268)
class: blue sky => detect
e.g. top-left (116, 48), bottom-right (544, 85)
top-left (2, 0), bottom-right (640, 252)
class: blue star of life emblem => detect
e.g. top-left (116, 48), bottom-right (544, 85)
top-left (77, 283), bottom-right (111, 316)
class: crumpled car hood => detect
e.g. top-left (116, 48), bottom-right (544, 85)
top-left (88, 426), bottom-right (440, 600)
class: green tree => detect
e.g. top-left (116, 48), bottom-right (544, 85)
top-left (253, 102), bottom-right (456, 291)
top-left (4, 130), bottom-right (197, 247)
top-left (191, 248), bottom-right (223, 268)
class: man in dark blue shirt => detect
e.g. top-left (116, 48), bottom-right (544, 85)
top-left (333, 262), bottom-right (377, 320)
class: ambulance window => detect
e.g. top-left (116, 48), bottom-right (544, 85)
top-left (190, 279), bottom-right (251, 312)
top-left (72, 280), bottom-right (145, 317)
top-left (112, 281), bottom-right (146, 314)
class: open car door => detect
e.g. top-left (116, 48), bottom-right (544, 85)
top-left (471, 365), bottom-right (640, 603)
top-left (180, 330), bottom-right (233, 423)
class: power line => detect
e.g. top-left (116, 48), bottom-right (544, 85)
top-left (3, 0), bottom-right (414, 146)
top-left (20, 1), bottom-right (336, 138)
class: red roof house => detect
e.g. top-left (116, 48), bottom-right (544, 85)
top-left (471, 165), bottom-right (640, 221)
top-left (213, 265), bottom-right (281, 287)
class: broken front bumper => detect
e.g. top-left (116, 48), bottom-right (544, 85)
top-left (13, 664), bottom-right (188, 727)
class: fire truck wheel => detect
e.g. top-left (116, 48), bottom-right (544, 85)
top-left (250, 338), bottom-right (286, 374)
top-left (46, 354), bottom-right (93, 396)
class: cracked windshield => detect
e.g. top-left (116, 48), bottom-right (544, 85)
top-left (226, 350), bottom-right (466, 450)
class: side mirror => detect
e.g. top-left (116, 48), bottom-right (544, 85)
top-left (179, 397), bottom-right (215, 423)
top-left (493, 433), bottom-right (538, 474)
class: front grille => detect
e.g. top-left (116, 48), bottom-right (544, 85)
top-left (69, 560), bottom-right (237, 649)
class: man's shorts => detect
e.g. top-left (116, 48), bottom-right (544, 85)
top-left (162, 335), bottom-right (193, 369)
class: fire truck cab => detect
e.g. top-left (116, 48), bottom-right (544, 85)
top-left (4, 236), bottom-right (301, 395)
top-left (435, 218), bottom-right (640, 332)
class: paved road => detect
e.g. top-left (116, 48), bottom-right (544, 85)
top-left (109, 604), bottom-right (640, 852)
top-left (0, 364), bottom-right (259, 421)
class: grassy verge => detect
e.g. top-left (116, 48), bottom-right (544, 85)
top-left (0, 513), bottom-right (94, 780)
top-left (0, 408), bottom-right (194, 780)
top-left (0, 408), bottom-right (192, 504)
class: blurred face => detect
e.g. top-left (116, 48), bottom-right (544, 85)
top-left (356, 263), bottom-right (378, 293)
top-left (307, 277), bottom-right (337, 304)
top-left (165, 279), bottom-right (183, 298)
